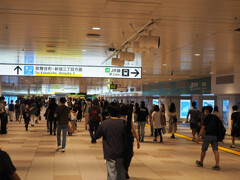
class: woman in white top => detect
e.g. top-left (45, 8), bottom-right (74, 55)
top-left (151, 105), bottom-right (163, 142)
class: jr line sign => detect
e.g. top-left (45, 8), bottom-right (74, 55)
top-left (0, 64), bottom-right (142, 79)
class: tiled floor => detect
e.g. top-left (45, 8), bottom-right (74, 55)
top-left (1, 116), bottom-right (240, 180)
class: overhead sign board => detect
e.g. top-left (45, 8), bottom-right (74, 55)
top-left (0, 64), bottom-right (141, 79)
top-left (108, 84), bottom-right (118, 89)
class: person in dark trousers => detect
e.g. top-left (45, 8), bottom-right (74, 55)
top-left (230, 105), bottom-right (240, 148)
top-left (88, 99), bottom-right (102, 143)
top-left (8, 100), bottom-right (15, 122)
top-left (136, 101), bottom-right (149, 142)
top-left (23, 101), bottom-right (30, 131)
top-left (168, 103), bottom-right (177, 139)
top-left (196, 106), bottom-right (220, 171)
top-left (14, 100), bottom-right (20, 122)
top-left (54, 97), bottom-right (70, 152)
top-left (0, 96), bottom-right (7, 134)
top-left (0, 149), bottom-right (21, 180)
top-left (186, 101), bottom-right (201, 141)
top-left (48, 98), bottom-right (58, 135)
top-left (95, 102), bottom-right (126, 180)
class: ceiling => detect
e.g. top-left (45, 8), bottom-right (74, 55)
top-left (0, 0), bottom-right (240, 94)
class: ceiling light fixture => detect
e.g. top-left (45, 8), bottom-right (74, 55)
top-left (209, 72), bottom-right (213, 75)
top-left (169, 79), bottom-right (172, 81)
top-left (82, 49), bottom-right (87, 52)
top-left (194, 53), bottom-right (201, 56)
top-left (162, 64), bottom-right (166, 66)
top-left (92, 27), bottom-right (101, 30)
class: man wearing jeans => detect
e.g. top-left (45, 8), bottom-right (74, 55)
top-left (136, 101), bottom-right (149, 142)
top-left (54, 97), bottom-right (70, 152)
top-left (95, 102), bottom-right (126, 180)
top-left (196, 106), bottom-right (220, 170)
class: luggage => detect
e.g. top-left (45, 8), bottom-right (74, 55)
top-left (68, 120), bottom-right (77, 135)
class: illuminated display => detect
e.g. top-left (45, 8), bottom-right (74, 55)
top-left (202, 100), bottom-right (215, 108)
top-left (180, 99), bottom-right (191, 118)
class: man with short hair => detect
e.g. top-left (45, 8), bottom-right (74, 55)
top-left (95, 102), bottom-right (126, 180)
top-left (186, 101), bottom-right (201, 141)
top-left (54, 97), bottom-right (70, 152)
top-left (88, 99), bottom-right (102, 143)
top-left (196, 106), bottom-right (220, 170)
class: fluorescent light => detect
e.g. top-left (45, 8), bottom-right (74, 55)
top-left (82, 49), bottom-right (87, 52)
top-left (162, 64), bottom-right (167, 66)
top-left (210, 72), bottom-right (213, 74)
top-left (194, 54), bottom-right (201, 56)
top-left (92, 27), bottom-right (101, 30)
top-left (169, 79), bottom-right (172, 81)
top-left (143, 70), bottom-right (146, 72)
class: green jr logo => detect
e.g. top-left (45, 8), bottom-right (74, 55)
top-left (105, 68), bottom-right (110, 73)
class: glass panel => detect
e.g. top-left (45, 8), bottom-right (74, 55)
top-left (202, 100), bottom-right (215, 108)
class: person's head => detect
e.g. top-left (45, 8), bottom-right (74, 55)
top-left (0, 96), bottom-right (5, 102)
top-left (232, 105), bottom-right (238, 111)
top-left (10, 100), bottom-right (13, 104)
top-left (169, 103), bottom-right (176, 113)
top-left (15, 100), bottom-right (19, 104)
top-left (192, 101), bottom-right (197, 108)
top-left (50, 98), bottom-right (56, 104)
top-left (161, 104), bottom-right (165, 110)
top-left (140, 101), bottom-right (145, 108)
top-left (202, 106), bottom-right (206, 113)
top-left (60, 97), bottom-right (66, 104)
top-left (214, 106), bottom-right (219, 112)
top-left (205, 106), bottom-right (213, 115)
top-left (92, 99), bottom-right (99, 107)
top-left (154, 105), bottom-right (159, 112)
top-left (107, 102), bottom-right (120, 117)
top-left (135, 103), bottom-right (139, 109)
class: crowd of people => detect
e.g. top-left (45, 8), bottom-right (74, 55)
top-left (1, 96), bottom-right (240, 179)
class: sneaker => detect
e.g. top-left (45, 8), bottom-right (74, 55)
top-left (230, 145), bottom-right (236, 148)
top-left (153, 139), bottom-right (157, 141)
top-left (196, 160), bottom-right (203, 167)
top-left (212, 166), bottom-right (220, 171)
top-left (61, 149), bottom-right (65, 152)
top-left (56, 146), bottom-right (62, 151)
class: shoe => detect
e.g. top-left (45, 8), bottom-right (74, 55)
top-left (212, 166), bottom-right (220, 171)
top-left (126, 173), bottom-right (130, 179)
top-left (196, 160), bottom-right (203, 167)
top-left (141, 138), bottom-right (144, 142)
top-left (153, 138), bottom-right (157, 141)
top-left (31, 125), bottom-right (34, 127)
top-left (56, 146), bottom-right (62, 151)
top-left (54, 132), bottom-right (56, 136)
top-left (160, 137), bottom-right (163, 143)
top-left (230, 145), bottom-right (236, 148)
top-left (61, 149), bottom-right (65, 152)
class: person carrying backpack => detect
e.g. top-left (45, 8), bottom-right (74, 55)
top-left (88, 99), bottom-right (102, 143)
top-left (196, 106), bottom-right (224, 171)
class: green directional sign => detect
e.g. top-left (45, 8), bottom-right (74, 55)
top-left (105, 68), bottom-right (110, 73)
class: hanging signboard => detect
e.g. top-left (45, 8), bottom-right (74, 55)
top-left (0, 64), bottom-right (141, 79)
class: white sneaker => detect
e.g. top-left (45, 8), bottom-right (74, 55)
top-left (56, 146), bottom-right (62, 151)
top-left (61, 148), bottom-right (65, 152)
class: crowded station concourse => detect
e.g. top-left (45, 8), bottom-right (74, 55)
top-left (1, 0), bottom-right (240, 179)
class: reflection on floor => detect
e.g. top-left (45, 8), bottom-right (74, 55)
top-left (1, 118), bottom-right (240, 180)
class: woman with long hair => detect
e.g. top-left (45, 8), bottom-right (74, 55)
top-left (168, 103), bottom-right (177, 138)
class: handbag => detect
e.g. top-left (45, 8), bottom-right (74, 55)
top-left (173, 116), bottom-right (177, 123)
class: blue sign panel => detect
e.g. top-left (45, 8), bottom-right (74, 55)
top-left (24, 66), bottom-right (34, 75)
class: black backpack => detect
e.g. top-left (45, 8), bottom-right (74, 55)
top-left (214, 115), bottom-right (226, 142)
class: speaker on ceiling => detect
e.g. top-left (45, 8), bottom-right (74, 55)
top-left (119, 52), bottom-right (135, 61)
top-left (111, 58), bottom-right (124, 66)
top-left (139, 35), bottom-right (160, 49)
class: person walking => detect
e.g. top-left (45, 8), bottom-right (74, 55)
top-left (95, 102), bottom-right (126, 180)
top-left (8, 100), bottom-right (15, 122)
top-left (88, 99), bottom-right (102, 143)
top-left (230, 105), bottom-right (240, 148)
top-left (151, 105), bottom-right (163, 142)
top-left (136, 101), bottom-right (149, 142)
top-left (149, 105), bottom-right (155, 137)
top-left (23, 101), bottom-right (30, 131)
top-left (168, 103), bottom-right (177, 139)
top-left (0, 96), bottom-right (7, 134)
top-left (48, 98), bottom-right (58, 135)
top-left (29, 100), bottom-right (37, 127)
top-left (54, 97), bottom-right (70, 152)
top-left (15, 100), bottom-right (20, 122)
top-left (196, 106), bottom-right (221, 170)
top-left (186, 101), bottom-right (201, 141)
top-left (213, 106), bottom-right (224, 124)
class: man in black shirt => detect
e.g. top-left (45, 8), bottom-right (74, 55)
top-left (230, 105), bottom-right (240, 148)
top-left (196, 106), bottom-right (220, 170)
top-left (0, 149), bottom-right (21, 180)
top-left (136, 101), bottom-right (149, 142)
top-left (8, 100), bottom-right (15, 122)
top-left (95, 102), bottom-right (125, 180)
